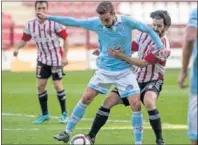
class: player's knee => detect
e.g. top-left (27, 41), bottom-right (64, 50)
top-left (37, 83), bottom-right (46, 93)
top-left (128, 95), bottom-right (141, 111)
top-left (144, 99), bottom-right (156, 110)
top-left (102, 92), bottom-right (120, 109)
top-left (81, 95), bottom-right (94, 105)
top-left (143, 93), bottom-right (157, 110)
top-left (54, 82), bottom-right (63, 92)
top-left (81, 88), bottom-right (97, 105)
top-left (103, 98), bottom-right (115, 109)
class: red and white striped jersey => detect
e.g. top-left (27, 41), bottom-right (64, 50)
top-left (131, 32), bottom-right (170, 83)
top-left (22, 18), bottom-right (68, 66)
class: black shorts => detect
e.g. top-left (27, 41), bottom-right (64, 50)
top-left (36, 61), bottom-right (65, 81)
top-left (111, 80), bottom-right (163, 106)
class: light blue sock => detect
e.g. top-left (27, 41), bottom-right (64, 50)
top-left (65, 101), bottom-right (87, 134)
top-left (132, 111), bottom-right (143, 144)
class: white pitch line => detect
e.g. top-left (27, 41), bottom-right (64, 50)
top-left (2, 112), bottom-right (131, 123)
top-left (2, 112), bottom-right (187, 129)
top-left (2, 125), bottom-right (187, 132)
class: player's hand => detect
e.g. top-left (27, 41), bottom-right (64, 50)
top-left (92, 49), bottom-right (100, 56)
top-left (158, 49), bottom-right (171, 57)
top-left (154, 48), bottom-right (171, 60)
top-left (62, 57), bottom-right (68, 67)
top-left (13, 48), bottom-right (19, 57)
top-left (108, 48), bottom-right (122, 58)
top-left (178, 71), bottom-right (188, 89)
top-left (36, 12), bottom-right (48, 20)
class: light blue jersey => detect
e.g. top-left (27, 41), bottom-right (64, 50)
top-left (188, 8), bottom-right (197, 95)
top-left (48, 15), bottom-right (164, 71)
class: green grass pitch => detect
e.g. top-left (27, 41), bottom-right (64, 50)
top-left (2, 69), bottom-right (190, 144)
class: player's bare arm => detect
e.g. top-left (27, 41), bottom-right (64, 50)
top-left (178, 26), bottom-right (197, 88)
top-left (62, 38), bottom-right (69, 67)
top-left (108, 48), bottom-right (149, 67)
top-left (13, 40), bottom-right (27, 57)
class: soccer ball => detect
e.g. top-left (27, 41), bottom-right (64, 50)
top-left (69, 134), bottom-right (91, 145)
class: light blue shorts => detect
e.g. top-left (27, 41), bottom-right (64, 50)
top-left (88, 68), bottom-right (140, 98)
top-left (188, 93), bottom-right (197, 141)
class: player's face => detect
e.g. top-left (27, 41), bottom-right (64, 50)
top-left (152, 18), bottom-right (168, 37)
top-left (99, 12), bottom-right (115, 28)
top-left (35, 3), bottom-right (48, 15)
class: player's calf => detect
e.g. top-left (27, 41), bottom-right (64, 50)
top-left (143, 91), bottom-right (164, 144)
top-left (53, 80), bottom-right (68, 123)
top-left (127, 94), bottom-right (143, 145)
top-left (54, 87), bottom-right (98, 142)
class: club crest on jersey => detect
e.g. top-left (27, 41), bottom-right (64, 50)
top-left (126, 85), bottom-right (133, 91)
top-left (120, 26), bottom-right (124, 31)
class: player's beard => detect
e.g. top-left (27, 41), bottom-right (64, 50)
top-left (105, 25), bottom-right (112, 28)
top-left (105, 18), bottom-right (116, 28)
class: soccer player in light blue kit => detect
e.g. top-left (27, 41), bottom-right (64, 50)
top-left (37, 1), bottom-right (164, 144)
top-left (178, 8), bottom-right (197, 145)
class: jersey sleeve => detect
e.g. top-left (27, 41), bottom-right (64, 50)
top-left (55, 22), bottom-right (68, 39)
top-left (21, 23), bottom-right (31, 41)
top-left (144, 51), bottom-right (160, 64)
top-left (131, 33), bottom-right (142, 52)
top-left (187, 8), bottom-right (197, 28)
top-left (124, 16), bottom-right (164, 50)
top-left (47, 16), bottom-right (98, 31)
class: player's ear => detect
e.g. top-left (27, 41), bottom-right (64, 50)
top-left (111, 11), bottom-right (115, 16)
top-left (165, 26), bottom-right (169, 31)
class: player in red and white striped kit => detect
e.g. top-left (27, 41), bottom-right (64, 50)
top-left (13, 1), bottom-right (69, 124)
top-left (86, 10), bottom-right (171, 145)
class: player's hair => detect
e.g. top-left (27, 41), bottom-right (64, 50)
top-left (150, 10), bottom-right (171, 27)
top-left (96, 1), bottom-right (115, 15)
top-left (35, 1), bottom-right (48, 8)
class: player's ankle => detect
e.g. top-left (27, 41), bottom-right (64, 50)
top-left (65, 130), bottom-right (71, 135)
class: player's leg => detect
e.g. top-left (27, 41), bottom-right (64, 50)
top-left (188, 94), bottom-right (197, 145)
top-left (87, 89), bottom-right (123, 143)
top-left (141, 80), bottom-right (164, 145)
top-left (127, 94), bottom-right (143, 145)
top-left (53, 87), bottom-right (99, 143)
top-left (53, 69), bottom-right (111, 143)
top-left (116, 70), bottom-right (143, 144)
top-left (33, 62), bottom-right (51, 124)
top-left (52, 67), bottom-right (68, 123)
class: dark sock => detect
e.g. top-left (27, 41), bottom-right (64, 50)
top-left (38, 91), bottom-right (48, 115)
top-left (88, 106), bottom-right (110, 139)
top-left (57, 90), bottom-right (66, 113)
top-left (148, 109), bottom-right (163, 140)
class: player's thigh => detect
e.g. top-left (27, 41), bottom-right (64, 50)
top-left (143, 91), bottom-right (158, 110)
top-left (141, 80), bottom-right (163, 104)
top-left (81, 87), bottom-right (100, 104)
top-left (111, 87), bottom-right (130, 107)
top-left (188, 95), bottom-right (197, 141)
top-left (88, 69), bottom-right (112, 95)
top-left (115, 70), bottom-right (140, 111)
top-left (36, 61), bottom-right (51, 80)
top-left (115, 69), bottom-right (140, 99)
top-left (103, 91), bottom-right (123, 109)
